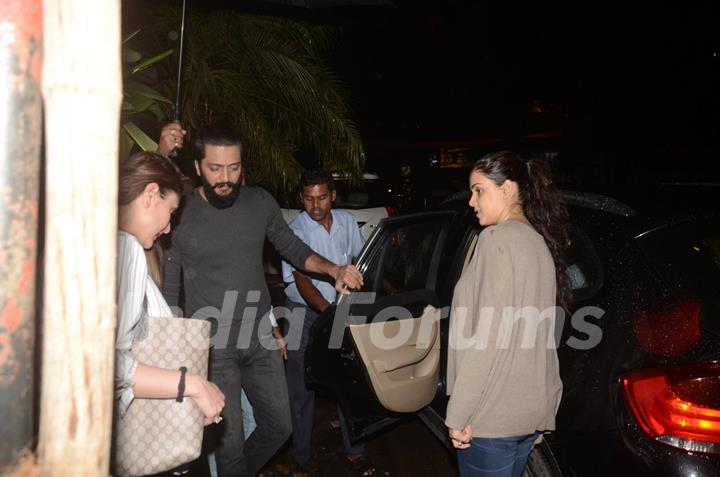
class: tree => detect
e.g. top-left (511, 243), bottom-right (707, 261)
top-left (120, 30), bottom-right (175, 159)
top-left (117, 34), bottom-right (180, 288)
top-left (147, 8), bottom-right (365, 197)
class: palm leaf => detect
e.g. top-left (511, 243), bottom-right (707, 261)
top-left (144, 8), bottom-right (365, 196)
top-left (122, 122), bottom-right (159, 151)
top-left (131, 49), bottom-right (175, 75)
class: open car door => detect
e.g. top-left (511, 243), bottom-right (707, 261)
top-left (305, 211), bottom-right (457, 442)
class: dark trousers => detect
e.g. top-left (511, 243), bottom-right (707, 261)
top-left (285, 299), bottom-right (364, 468)
top-left (209, 330), bottom-right (292, 477)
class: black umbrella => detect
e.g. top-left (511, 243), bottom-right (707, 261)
top-left (255, 0), bottom-right (393, 6)
top-left (171, 0), bottom-right (393, 122)
top-left (168, 0), bottom-right (392, 157)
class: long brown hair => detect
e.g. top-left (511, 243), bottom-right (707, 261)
top-left (120, 152), bottom-right (183, 285)
top-left (472, 151), bottom-right (572, 312)
top-left (119, 151), bottom-right (184, 206)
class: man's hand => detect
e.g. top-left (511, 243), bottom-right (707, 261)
top-left (294, 271), bottom-right (331, 314)
top-left (157, 121), bottom-right (187, 158)
top-left (331, 264), bottom-right (363, 295)
top-left (272, 326), bottom-right (288, 360)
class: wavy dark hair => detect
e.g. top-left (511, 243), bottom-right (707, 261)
top-left (472, 151), bottom-right (572, 312)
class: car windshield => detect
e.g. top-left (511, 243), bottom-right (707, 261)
top-left (279, 177), bottom-right (393, 210)
top-left (638, 218), bottom-right (720, 332)
top-left (334, 179), bottom-right (391, 209)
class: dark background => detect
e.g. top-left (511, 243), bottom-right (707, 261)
top-left (334, 1), bottom-right (720, 143)
top-left (128, 0), bottom-right (720, 208)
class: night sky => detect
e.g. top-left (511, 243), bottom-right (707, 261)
top-left (302, 0), bottom-right (720, 200)
top-left (329, 1), bottom-right (720, 145)
top-left (128, 0), bottom-right (720, 191)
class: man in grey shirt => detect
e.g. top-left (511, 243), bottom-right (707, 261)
top-left (163, 124), bottom-right (362, 477)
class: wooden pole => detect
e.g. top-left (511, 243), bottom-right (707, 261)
top-left (37, 0), bottom-right (121, 475)
top-left (0, 0), bottom-right (43, 469)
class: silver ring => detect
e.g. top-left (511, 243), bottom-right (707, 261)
top-left (214, 416), bottom-right (223, 424)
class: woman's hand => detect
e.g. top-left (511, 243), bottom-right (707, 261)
top-left (449, 425), bottom-right (472, 449)
top-left (185, 373), bottom-right (225, 426)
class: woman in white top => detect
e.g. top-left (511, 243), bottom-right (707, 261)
top-left (116, 151), bottom-right (224, 424)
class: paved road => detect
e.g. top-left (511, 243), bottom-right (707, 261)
top-left (264, 394), bottom-right (458, 477)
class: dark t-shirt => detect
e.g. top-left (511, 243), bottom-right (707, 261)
top-left (163, 186), bottom-right (313, 347)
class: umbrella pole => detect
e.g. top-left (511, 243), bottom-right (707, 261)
top-left (174, 0), bottom-right (187, 122)
top-left (168, 0), bottom-right (187, 159)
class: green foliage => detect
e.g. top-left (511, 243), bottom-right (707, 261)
top-left (146, 8), bottom-right (365, 198)
top-left (120, 30), bottom-right (175, 159)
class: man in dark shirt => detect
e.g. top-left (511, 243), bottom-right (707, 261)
top-left (163, 124), bottom-right (362, 477)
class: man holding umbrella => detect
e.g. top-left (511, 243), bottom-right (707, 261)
top-left (161, 123), bottom-right (363, 477)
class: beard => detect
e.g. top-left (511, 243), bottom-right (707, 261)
top-left (200, 174), bottom-right (240, 209)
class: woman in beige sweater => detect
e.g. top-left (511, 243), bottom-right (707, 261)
top-left (445, 151), bottom-right (571, 477)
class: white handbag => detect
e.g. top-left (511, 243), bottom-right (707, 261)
top-left (114, 316), bottom-right (210, 477)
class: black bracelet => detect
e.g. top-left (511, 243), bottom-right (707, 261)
top-left (176, 366), bottom-right (187, 402)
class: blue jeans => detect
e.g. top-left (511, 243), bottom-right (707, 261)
top-left (457, 433), bottom-right (539, 477)
top-left (337, 403), bottom-right (366, 456)
top-left (209, 390), bottom-right (256, 477)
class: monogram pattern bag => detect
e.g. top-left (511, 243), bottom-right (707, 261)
top-left (114, 315), bottom-right (210, 477)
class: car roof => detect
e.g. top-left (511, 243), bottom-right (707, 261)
top-left (439, 190), bottom-right (636, 217)
top-left (438, 189), bottom-right (719, 238)
top-left (332, 172), bottom-right (380, 181)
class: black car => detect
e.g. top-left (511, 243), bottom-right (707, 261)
top-left (304, 191), bottom-right (720, 476)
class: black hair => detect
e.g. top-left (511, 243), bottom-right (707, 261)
top-left (472, 151), bottom-right (572, 312)
top-left (193, 124), bottom-right (243, 162)
top-left (299, 168), bottom-right (335, 192)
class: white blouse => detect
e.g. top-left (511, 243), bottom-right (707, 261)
top-left (116, 231), bottom-right (173, 416)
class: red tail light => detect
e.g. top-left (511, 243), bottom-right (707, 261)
top-left (622, 363), bottom-right (720, 454)
top-left (385, 205), bottom-right (398, 217)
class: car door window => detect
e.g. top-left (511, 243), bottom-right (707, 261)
top-left (565, 226), bottom-right (604, 302)
top-left (361, 217), bottom-right (447, 298)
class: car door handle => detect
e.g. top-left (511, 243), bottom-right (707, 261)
top-left (370, 322), bottom-right (438, 373)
